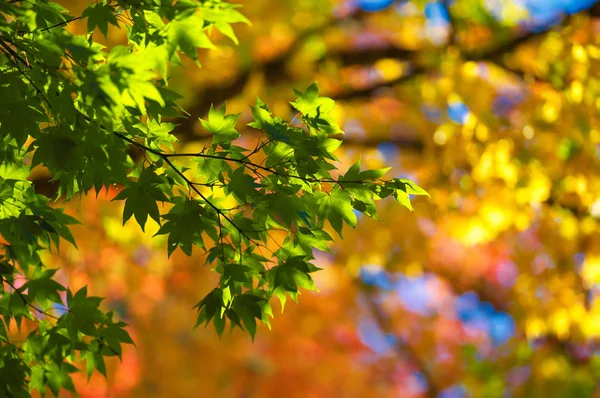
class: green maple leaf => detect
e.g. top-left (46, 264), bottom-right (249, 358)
top-left (273, 256), bottom-right (319, 294)
top-left (385, 178), bottom-right (430, 212)
top-left (200, 103), bottom-right (241, 145)
top-left (194, 288), bottom-right (226, 335)
top-left (23, 269), bottom-right (65, 305)
top-left (394, 178), bottom-right (430, 197)
top-left (232, 294), bottom-right (263, 340)
top-left (295, 227), bottom-right (332, 253)
top-left (341, 158), bottom-right (391, 182)
top-left (166, 14), bottom-right (215, 61)
top-left (154, 197), bottom-right (218, 256)
top-left (82, 2), bottom-right (119, 37)
top-left (316, 188), bottom-right (357, 237)
top-left (290, 82), bottom-right (335, 117)
top-left (227, 167), bottom-right (261, 202)
top-left (112, 168), bottom-right (169, 231)
top-left (203, 4), bottom-right (250, 44)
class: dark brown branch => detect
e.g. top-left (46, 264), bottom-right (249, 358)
top-left (319, 46), bottom-right (417, 68)
top-left (442, 0), bottom-right (458, 46)
top-left (177, 10), bottom-right (368, 135)
top-left (329, 21), bottom-right (564, 101)
top-left (486, 58), bottom-right (544, 82)
top-left (359, 283), bottom-right (439, 398)
top-left (330, 65), bottom-right (429, 101)
top-left (179, 6), bottom-right (567, 128)
top-left (463, 28), bottom-right (550, 62)
top-left (461, 10), bottom-right (590, 64)
top-left (345, 135), bottom-right (424, 150)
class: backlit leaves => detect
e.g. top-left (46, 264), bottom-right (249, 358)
top-left (0, 0), bottom-right (426, 394)
top-left (82, 2), bottom-right (119, 37)
top-left (200, 103), bottom-right (241, 145)
top-left (154, 196), bottom-right (218, 256)
top-left (166, 13), bottom-right (215, 61)
top-left (112, 167), bottom-right (169, 231)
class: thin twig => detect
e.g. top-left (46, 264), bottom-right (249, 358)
top-left (161, 151), bottom-right (372, 185)
top-left (161, 155), bottom-right (253, 242)
top-left (0, 38), bottom-right (53, 111)
top-left (40, 17), bottom-right (82, 32)
top-left (3, 278), bottom-right (61, 320)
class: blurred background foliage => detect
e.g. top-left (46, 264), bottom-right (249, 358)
top-left (37, 0), bottom-right (600, 396)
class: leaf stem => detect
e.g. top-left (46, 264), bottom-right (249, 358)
top-left (2, 277), bottom-right (61, 320)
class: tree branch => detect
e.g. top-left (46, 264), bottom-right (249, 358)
top-left (318, 46), bottom-right (417, 68)
top-left (40, 17), bottom-right (82, 33)
top-left (177, 9), bottom-right (368, 135)
top-left (358, 282), bottom-right (439, 398)
top-left (330, 65), bottom-right (429, 101)
top-left (463, 28), bottom-right (550, 62)
top-left (328, 21), bottom-right (564, 101)
top-left (2, 277), bottom-right (60, 320)
top-left (442, 0), bottom-right (458, 46)
top-left (117, 131), bottom-right (386, 185)
top-left (179, 7), bottom-right (567, 128)
top-left (111, 131), bottom-right (260, 245)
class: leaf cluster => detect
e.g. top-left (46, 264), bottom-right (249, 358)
top-left (0, 0), bottom-right (426, 395)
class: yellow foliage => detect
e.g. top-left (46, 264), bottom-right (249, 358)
top-left (559, 214), bottom-right (579, 240)
top-left (375, 59), bottom-right (406, 81)
top-left (572, 44), bottom-right (589, 63)
top-left (461, 61), bottom-right (479, 79)
top-left (405, 262), bottom-right (423, 277)
top-left (569, 80), bottom-right (584, 103)
top-left (581, 310), bottom-right (600, 338)
top-left (542, 101), bottom-right (560, 123)
top-left (480, 203), bottom-right (512, 232)
top-left (549, 308), bottom-right (570, 339)
top-left (104, 215), bottom-right (163, 248)
top-left (514, 212), bottom-right (531, 231)
top-left (455, 219), bottom-right (494, 246)
top-left (475, 124), bottom-right (489, 141)
top-left (433, 127), bottom-right (449, 145)
top-left (581, 255), bottom-right (600, 287)
top-left (526, 316), bottom-right (547, 339)
top-left (540, 357), bottom-right (568, 379)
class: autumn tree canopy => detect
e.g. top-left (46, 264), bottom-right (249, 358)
top-left (3, 0), bottom-right (600, 397)
top-left (0, 0), bottom-right (431, 395)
